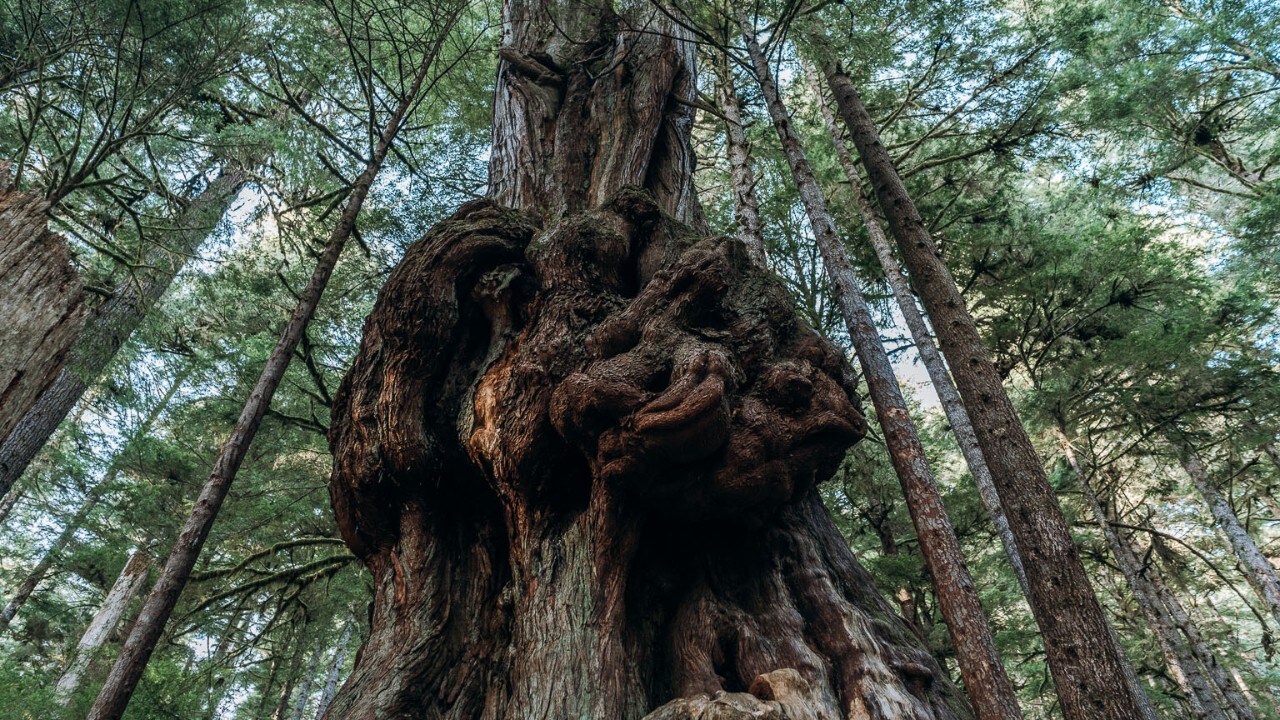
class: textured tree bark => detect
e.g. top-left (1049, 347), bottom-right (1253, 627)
top-left (0, 179), bottom-right (87, 463)
top-left (84, 15), bottom-right (461, 718)
top-left (804, 66), bottom-right (1030, 600)
top-left (0, 165), bottom-right (248, 499)
top-left (714, 54), bottom-right (767, 267)
top-left (321, 4), bottom-right (969, 719)
top-left (1176, 443), bottom-right (1280, 627)
top-left (815, 46), bottom-right (1154, 720)
top-left (0, 490), bottom-right (99, 632)
top-left (740, 16), bottom-right (1020, 720)
top-left (53, 549), bottom-right (152, 704)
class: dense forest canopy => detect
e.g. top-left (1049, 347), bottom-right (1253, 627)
top-left (0, 0), bottom-right (1277, 718)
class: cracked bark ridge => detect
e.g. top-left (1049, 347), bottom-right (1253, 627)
top-left (325, 191), bottom-right (970, 719)
top-left (0, 183), bottom-right (87, 449)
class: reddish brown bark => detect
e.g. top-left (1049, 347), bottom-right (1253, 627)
top-left (0, 177), bottom-right (87, 460)
top-left (321, 5), bottom-right (970, 718)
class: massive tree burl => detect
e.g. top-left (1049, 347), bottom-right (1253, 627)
top-left (325, 190), bottom-right (969, 719)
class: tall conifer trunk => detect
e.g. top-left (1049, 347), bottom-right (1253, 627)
top-left (320, 2), bottom-right (970, 718)
top-left (813, 46), bottom-right (1154, 720)
top-left (737, 16), bottom-right (1020, 720)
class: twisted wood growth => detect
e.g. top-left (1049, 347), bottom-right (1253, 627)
top-left (0, 184), bottom-right (86, 450)
top-left (325, 192), bottom-right (969, 719)
top-left (324, 3), bottom-right (970, 717)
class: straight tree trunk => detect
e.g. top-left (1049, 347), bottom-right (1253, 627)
top-left (321, 3), bottom-right (968, 718)
top-left (713, 54), bottom-right (767, 266)
top-left (288, 638), bottom-right (324, 720)
top-left (0, 489), bottom-right (99, 632)
top-left (1262, 442), bottom-right (1280, 471)
top-left (803, 64), bottom-right (1031, 599)
top-left (0, 165), bottom-right (249, 499)
top-left (0, 172), bottom-right (87, 456)
top-left (1175, 442), bottom-right (1280, 626)
top-left (1140, 542), bottom-right (1258, 720)
top-left (813, 42), bottom-right (1153, 720)
top-left (0, 486), bottom-right (21, 526)
top-left (272, 636), bottom-right (308, 720)
top-left (85, 15), bottom-right (462, 719)
top-left (739, 16), bottom-right (1021, 720)
top-left (201, 600), bottom-right (250, 719)
top-left (312, 620), bottom-right (352, 720)
top-left (53, 549), bottom-right (152, 704)
top-left (1056, 432), bottom-right (1227, 720)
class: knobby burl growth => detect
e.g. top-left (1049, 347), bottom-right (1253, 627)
top-left (325, 188), bottom-right (970, 719)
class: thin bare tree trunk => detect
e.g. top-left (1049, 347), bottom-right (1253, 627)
top-left (813, 42), bottom-right (1153, 720)
top-left (714, 54), bottom-right (766, 266)
top-left (86, 17), bottom-right (461, 719)
top-left (0, 165), bottom-right (249, 499)
top-left (1056, 431), bottom-right (1226, 720)
top-left (741, 17), bottom-right (1020, 720)
top-left (0, 486), bottom-right (21, 526)
top-left (0, 490), bottom-right (99, 632)
top-left (1141, 549), bottom-right (1258, 720)
top-left (312, 620), bottom-right (353, 720)
top-left (53, 550), bottom-right (152, 704)
top-left (289, 638), bottom-right (325, 720)
top-left (1176, 443), bottom-right (1280, 626)
top-left (804, 64), bottom-right (1030, 599)
top-left (272, 636), bottom-right (308, 720)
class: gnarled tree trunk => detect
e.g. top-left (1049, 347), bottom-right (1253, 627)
top-left (321, 4), bottom-right (970, 719)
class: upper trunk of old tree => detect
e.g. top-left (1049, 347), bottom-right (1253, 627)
top-left (323, 3), bottom-right (970, 718)
top-left (0, 165), bottom-right (87, 448)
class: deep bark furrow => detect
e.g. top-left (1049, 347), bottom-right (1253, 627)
top-left (0, 185), bottom-right (87, 463)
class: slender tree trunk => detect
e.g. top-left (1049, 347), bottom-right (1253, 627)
top-left (272, 637), bottom-right (308, 720)
top-left (312, 620), bottom-right (352, 720)
top-left (0, 486), bottom-right (21, 526)
top-left (1138, 531), bottom-right (1257, 720)
top-left (53, 549), bottom-right (152, 704)
top-left (0, 165), bottom-right (249, 499)
top-left (201, 600), bottom-right (250, 719)
top-left (288, 638), bottom-right (325, 720)
top-left (739, 16), bottom-right (1020, 720)
top-left (0, 489), bottom-right (99, 632)
top-left (1056, 432), bottom-right (1226, 720)
top-left (86, 16), bottom-right (461, 719)
top-left (804, 64), bottom-right (1031, 600)
top-left (1175, 443), bottom-right (1280, 626)
top-left (0, 171), bottom-right (87, 457)
top-left (812, 42), bottom-right (1153, 720)
top-left (714, 54), bottom-right (766, 266)
top-left (1262, 442), bottom-right (1280, 471)
top-left (321, 4), bottom-right (968, 719)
